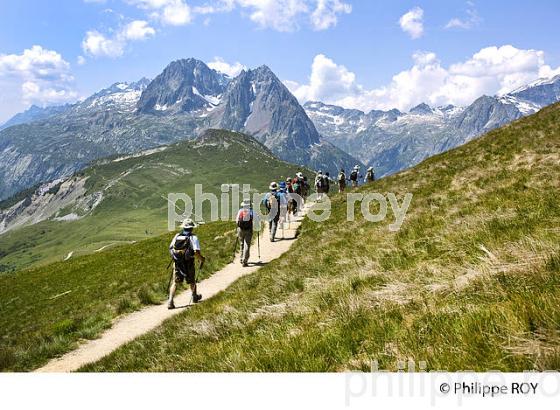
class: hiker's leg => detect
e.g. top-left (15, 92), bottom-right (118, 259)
top-left (239, 232), bottom-right (244, 263)
top-left (168, 282), bottom-right (177, 303)
top-left (168, 268), bottom-right (180, 307)
top-left (241, 230), bottom-right (251, 264)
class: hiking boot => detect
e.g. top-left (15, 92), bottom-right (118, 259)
top-left (193, 293), bottom-right (203, 303)
top-left (167, 301), bottom-right (175, 310)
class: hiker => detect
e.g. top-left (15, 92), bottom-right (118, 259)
top-left (277, 181), bottom-right (289, 234)
top-left (323, 172), bottom-right (331, 195)
top-left (286, 177), bottom-right (293, 193)
top-left (291, 173), bottom-right (304, 214)
top-left (364, 166), bottom-right (375, 183)
top-left (338, 168), bottom-right (346, 192)
top-left (315, 171), bottom-right (324, 201)
top-left (302, 175), bottom-right (310, 201)
top-left (168, 218), bottom-right (205, 309)
top-left (236, 199), bottom-right (254, 267)
top-left (262, 182), bottom-right (281, 242)
top-left (350, 165), bottom-right (360, 188)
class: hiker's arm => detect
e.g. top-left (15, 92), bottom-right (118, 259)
top-left (168, 237), bottom-right (176, 259)
top-left (195, 250), bottom-right (205, 265)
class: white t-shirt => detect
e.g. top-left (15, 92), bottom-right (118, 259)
top-left (169, 233), bottom-right (200, 252)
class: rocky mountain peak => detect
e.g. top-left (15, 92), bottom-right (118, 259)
top-left (137, 58), bottom-right (228, 114)
top-left (409, 103), bottom-right (433, 115)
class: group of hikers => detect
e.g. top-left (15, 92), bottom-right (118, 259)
top-left (167, 165), bottom-right (376, 309)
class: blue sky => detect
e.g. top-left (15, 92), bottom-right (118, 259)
top-left (1, 0), bottom-right (559, 122)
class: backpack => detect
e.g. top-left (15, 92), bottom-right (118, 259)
top-left (350, 170), bottom-right (358, 181)
top-left (172, 233), bottom-right (194, 261)
top-left (238, 209), bottom-right (253, 230)
top-left (263, 192), bottom-right (279, 213)
top-left (292, 178), bottom-right (301, 195)
top-left (322, 175), bottom-right (329, 189)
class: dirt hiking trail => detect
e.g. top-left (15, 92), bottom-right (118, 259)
top-left (37, 205), bottom-right (310, 372)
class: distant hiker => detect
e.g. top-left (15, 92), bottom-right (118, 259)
top-left (236, 199), bottom-right (254, 267)
top-left (338, 168), bottom-right (346, 192)
top-left (262, 182), bottom-right (281, 242)
top-left (350, 165), bottom-right (360, 188)
top-left (291, 173), bottom-right (304, 214)
top-left (168, 218), bottom-right (205, 309)
top-left (364, 167), bottom-right (375, 183)
top-left (315, 171), bottom-right (325, 201)
top-left (286, 177), bottom-right (293, 193)
top-left (277, 182), bottom-right (289, 232)
top-left (323, 172), bottom-right (331, 194)
top-left (302, 175), bottom-right (310, 201)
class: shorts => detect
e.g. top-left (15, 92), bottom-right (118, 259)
top-left (173, 258), bottom-right (196, 285)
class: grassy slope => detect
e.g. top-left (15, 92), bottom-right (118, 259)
top-left (0, 221), bottom-right (236, 371)
top-left (84, 103), bottom-right (560, 372)
top-left (0, 130), bottom-right (302, 271)
top-left (0, 129), bottom-right (306, 371)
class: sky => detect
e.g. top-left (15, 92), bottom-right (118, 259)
top-left (1, 0), bottom-right (560, 122)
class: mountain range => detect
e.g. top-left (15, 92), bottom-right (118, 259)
top-left (305, 74), bottom-right (560, 176)
top-left (1, 59), bottom-right (560, 201)
top-left (0, 58), bottom-right (360, 201)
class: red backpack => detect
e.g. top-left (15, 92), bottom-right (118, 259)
top-left (238, 209), bottom-right (253, 230)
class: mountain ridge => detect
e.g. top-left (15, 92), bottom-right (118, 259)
top-left (0, 58), bottom-right (363, 201)
top-left (305, 73), bottom-right (560, 176)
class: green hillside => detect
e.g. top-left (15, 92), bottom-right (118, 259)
top-left (0, 129), bottom-right (302, 271)
top-left (0, 221), bottom-right (236, 371)
top-left (82, 103), bottom-right (560, 372)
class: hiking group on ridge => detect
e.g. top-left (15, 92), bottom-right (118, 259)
top-left (167, 165), bottom-right (375, 309)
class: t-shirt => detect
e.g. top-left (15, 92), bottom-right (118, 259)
top-left (169, 232), bottom-right (200, 255)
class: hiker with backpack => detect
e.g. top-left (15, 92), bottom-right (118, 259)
top-left (291, 173), bottom-right (304, 214)
top-left (338, 168), bottom-right (346, 192)
top-left (262, 182), bottom-right (281, 242)
top-left (168, 218), bottom-right (205, 309)
top-left (236, 199), bottom-right (254, 267)
top-left (315, 171), bottom-right (325, 202)
top-left (277, 182), bottom-right (289, 236)
top-left (350, 165), bottom-right (360, 188)
top-left (286, 177), bottom-right (293, 194)
top-left (323, 172), bottom-right (331, 195)
top-left (364, 166), bottom-right (375, 183)
top-left (302, 175), bottom-right (310, 202)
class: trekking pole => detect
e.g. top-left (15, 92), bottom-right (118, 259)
top-left (257, 222), bottom-right (261, 261)
top-left (165, 259), bottom-right (173, 296)
top-left (232, 235), bottom-right (239, 263)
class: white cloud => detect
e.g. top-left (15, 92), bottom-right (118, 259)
top-left (445, 2), bottom-right (481, 30)
top-left (82, 20), bottom-right (156, 58)
top-left (191, 0), bottom-right (351, 31)
top-left (123, 19), bottom-right (157, 40)
top-left (235, 0), bottom-right (309, 32)
top-left (207, 57), bottom-right (246, 77)
top-left (399, 7), bottom-right (424, 39)
top-left (286, 54), bottom-right (358, 102)
top-left (0, 45), bottom-right (78, 106)
top-left (126, 0), bottom-right (192, 26)
top-left (310, 0), bottom-right (352, 30)
top-left (77, 55), bottom-right (86, 65)
top-left (287, 46), bottom-right (560, 113)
